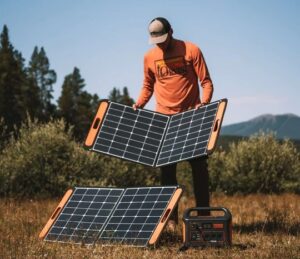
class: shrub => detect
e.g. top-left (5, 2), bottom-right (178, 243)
top-left (98, 156), bottom-right (159, 188)
top-left (208, 148), bottom-right (226, 192)
top-left (2, 120), bottom-right (299, 197)
top-left (0, 119), bottom-right (158, 198)
top-left (0, 119), bottom-right (100, 197)
top-left (0, 118), bottom-right (9, 151)
top-left (216, 132), bottom-right (300, 194)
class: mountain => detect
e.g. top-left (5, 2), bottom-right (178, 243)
top-left (221, 114), bottom-right (300, 140)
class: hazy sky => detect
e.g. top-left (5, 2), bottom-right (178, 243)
top-left (1, 0), bottom-right (299, 125)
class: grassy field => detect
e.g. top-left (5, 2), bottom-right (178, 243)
top-left (1, 193), bottom-right (299, 259)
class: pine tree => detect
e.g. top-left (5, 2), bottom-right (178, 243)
top-left (58, 67), bottom-right (99, 140)
top-left (120, 86), bottom-right (134, 106)
top-left (0, 25), bottom-right (34, 136)
top-left (27, 46), bottom-right (57, 121)
top-left (108, 86), bottom-right (134, 106)
top-left (108, 87), bottom-right (121, 102)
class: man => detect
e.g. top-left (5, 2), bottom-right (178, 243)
top-left (133, 17), bottom-right (214, 228)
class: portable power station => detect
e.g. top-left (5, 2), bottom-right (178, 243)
top-left (182, 207), bottom-right (232, 248)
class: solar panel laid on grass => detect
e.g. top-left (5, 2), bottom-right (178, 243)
top-left (39, 186), bottom-right (183, 247)
top-left (85, 99), bottom-right (227, 167)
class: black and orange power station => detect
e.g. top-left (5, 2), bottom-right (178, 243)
top-left (182, 207), bottom-right (232, 248)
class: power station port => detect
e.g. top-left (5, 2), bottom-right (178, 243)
top-left (202, 231), bottom-right (223, 241)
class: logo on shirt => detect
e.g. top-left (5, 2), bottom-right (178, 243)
top-left (155, 57), bottom-right (187, 79)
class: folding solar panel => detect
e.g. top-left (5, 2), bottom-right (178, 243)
top-left (85, 99), bottom-right (227, 167)
top-left (39, 186), bottom-right (183, 247)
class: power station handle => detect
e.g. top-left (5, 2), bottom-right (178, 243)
top-left (183, 207), bottom-right (232, 220)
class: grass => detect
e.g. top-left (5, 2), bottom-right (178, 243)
top-left (1, 193), bottom-right (299, 259)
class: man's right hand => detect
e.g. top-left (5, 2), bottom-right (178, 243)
top-left (195, 102), bottom-right (208, 109)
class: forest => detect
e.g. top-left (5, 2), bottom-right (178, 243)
top-left (0, 25), bottom-right (134, 143)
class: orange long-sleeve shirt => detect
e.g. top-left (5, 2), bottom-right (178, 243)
top-left (136, 39), bottom-right (213, 115)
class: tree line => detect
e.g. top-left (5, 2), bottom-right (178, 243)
top-left (0, 25), bottom-right (134, 142)
top-left (1, 25), bottom-right (299, 197)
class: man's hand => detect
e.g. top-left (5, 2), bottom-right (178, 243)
top-left (195, 102), bottom-right (208, 109)
top-left (132, 103), bottom-right (141, 111)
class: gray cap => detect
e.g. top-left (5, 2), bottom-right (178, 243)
top-left (148, 17), bottom-right (171, 44)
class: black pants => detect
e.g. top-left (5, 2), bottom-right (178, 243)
top-left (160, 157), bottom-right (210, 222)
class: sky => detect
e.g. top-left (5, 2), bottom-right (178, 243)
top-left (0, 0), bottom-right (299, 125)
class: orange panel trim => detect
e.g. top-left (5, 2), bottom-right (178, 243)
top-left (207, 99), bottom-right (227, 153)
top-left (84, 101), bottom-right (109, 147)
top-left (148, 188), bottom-right (183, 245)
top-left (39, 189), bottom-right (73, 239)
